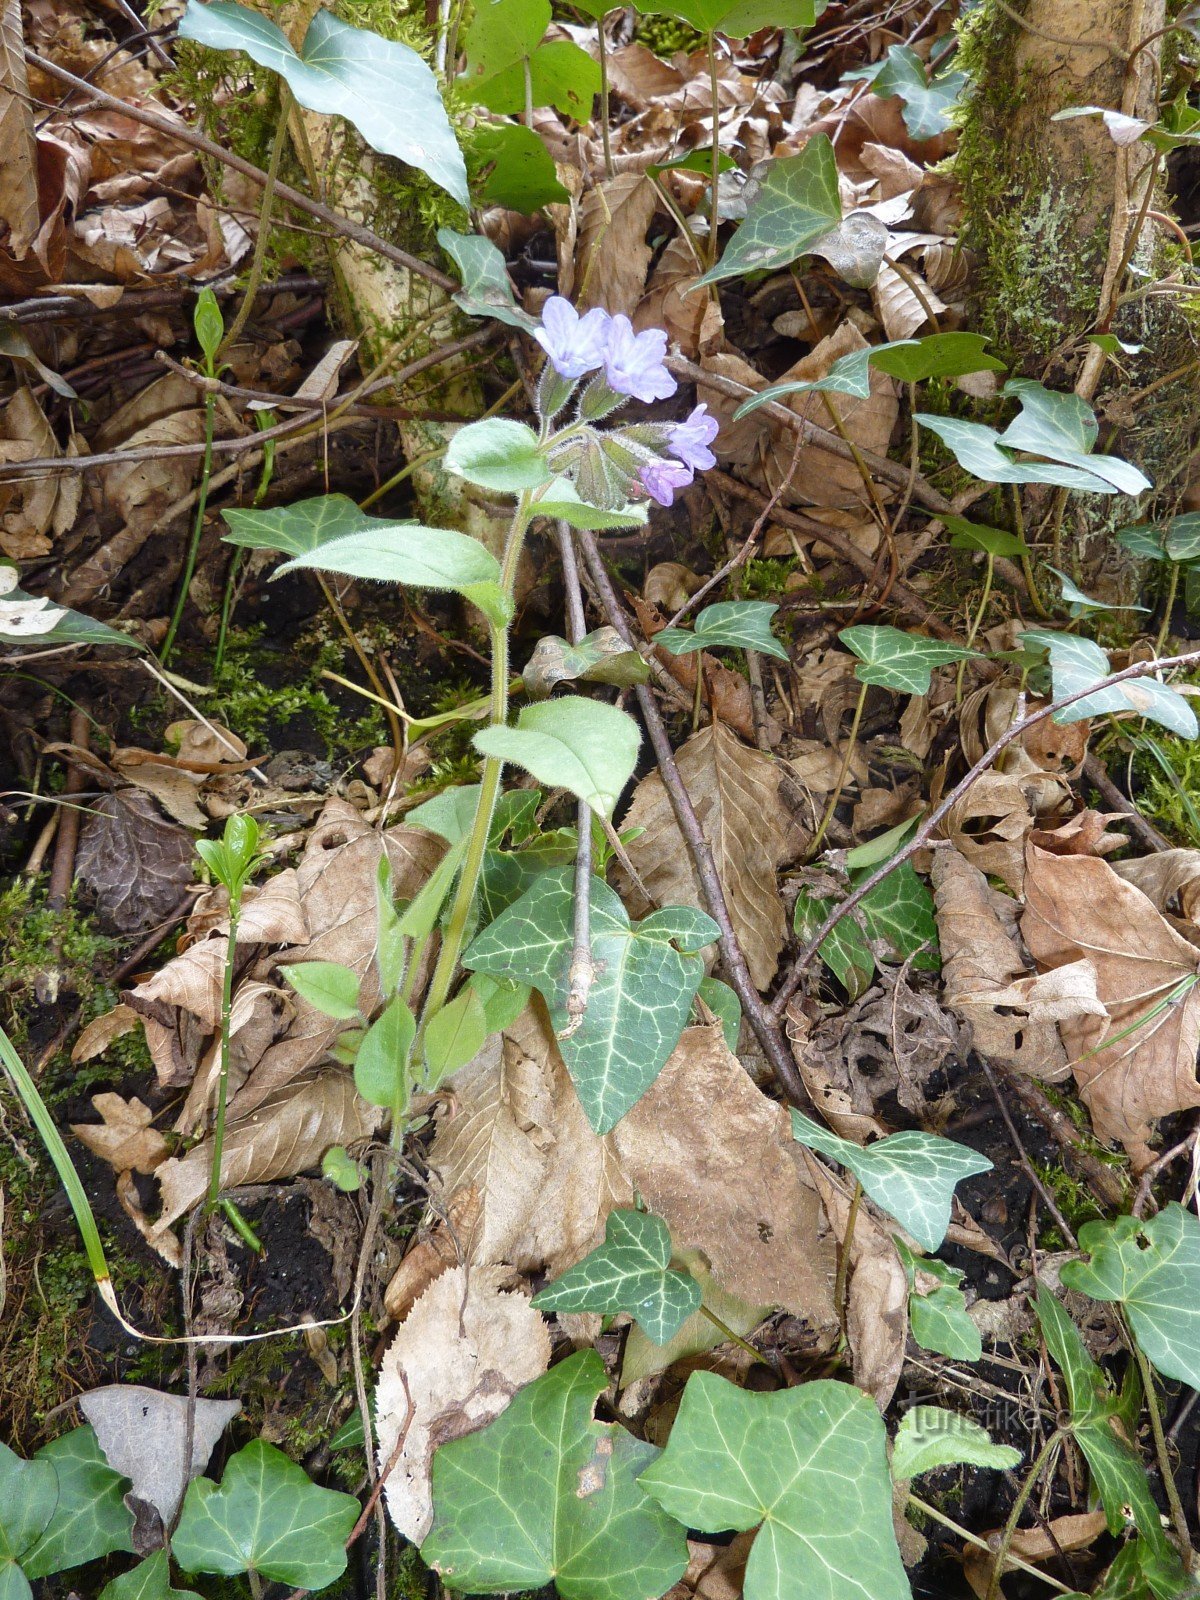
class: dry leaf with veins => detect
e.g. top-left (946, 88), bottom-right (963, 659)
top-left (575, 173), bottom-right (657, 315)
top-left (934, 847), bottom-right (1071, 1081)
top-left (617, 722), bottom-right (791, 990)
top-left (72, 1093), bottom-right (169, 1176)
top-left (375, 1265), bottom-right (550, 1543)
top-left (1022, 840), bottom-right (1200, 1167)
top-left (81, 1385), bottom-right (240, 1531)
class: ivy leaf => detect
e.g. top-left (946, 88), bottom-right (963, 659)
top-left (474, 698), bottom-right (641, 818)
top-left (1020, 629), bottom-right (1198, 739)
top-left (858, 860), bottom-right (939, 969)
top-left (793, 887), bottom-right (875, 1000)
top-left (177, 0), bottom-right (468, 204)
top-left (222, 494), bottom-right (367, 557)
top-left (445, 419), bottom-right (550, 494)
top-left (656, 601), bottom-right (789, 662)
top-left (735, 333), bottom-right (1004, 417)
top-left (437, 228), bottom-right (536, 331)
top-left (533, 1209), bottom-right (702, 1344)
top-left (276, 520), bottom-right (510, 628)
top-left (475, 122), bottom-right (569, 211)
top-left (638, 1373), bottom-right (910, 1600)
top-left (696, 136), bottom-right (840, 288)
top-left (22, 1427), bottom-right (133, 1579)
top-left (0, 1444), bottom-right (58, 1600)
top-left (1060, 1205), bottom-right (1200, 1391)
top-left (840, 624), bottom-right (977, 694)
top-left (790, 1112), bottom-right (991, 1251)
top-left (465, 866), bottom-right (717, 1132)
top-left (278, 960), bottom-right (361, 1020)
top-left (1035, 1289), bottom-right (1167, 1550)
top-left (172, 1440), bottom-right (359, 1589)
top-left (523, 629), bottom-right (649, 700)
top-left (1166, 512), bottom-right (1200, 563)
top-left (98, 1554), bottom-right (204, 1600)
top-left (422, 1350), bottom-right (688, 1600)
top-left (896, 1242), bottom-right (980, 1361)
top-left (852, 44), bottom-right (968, 139)
top-left (697, 974), bottom-right (740, 1052)
top-left (891, 1407), bottom-right (1020, 1479)
top-left (1094, 1539), bottom-right (1196, 1599)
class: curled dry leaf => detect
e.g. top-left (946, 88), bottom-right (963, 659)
top-left (72, 1002), bottom-right (140, 1063)
top-left (933, 847), bottom-right (1070, 1081)
top-left (785, 1003), bottom-right (887, 1142)
top-left (612, 1025), bottom-right (837, 1322)
top-left (1022, 841), bottom-right (1200, 1167)
top-left (72, 1092), bottom-right (169, 1176)
top-left (1112, 848), bottom-right (1200, 921)
top-left (81, 1384), bottom-right (240, 1530)
top-left (962, 1510), bottom-right (1109, 1599)
top-left (0, 388), bottom-right (64, 557)
top-left (152, 1067), bottom-right (382, 1236)
top-left (617, 721), bottom-right (791, 990)
top-left (383, 1186), bottom-right (483, 1322)
top-left (375, 1265), bottom-right (551, 1543)
top-left (938, 770), bottom-right (1036, 893)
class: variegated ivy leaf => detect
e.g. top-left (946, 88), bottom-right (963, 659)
top-left (695, 136), bottom-right (840, 288)
top-left (533, 1209), bottom-right (702, 1345)
top-left (1035, 1288), bottom-right (1167, 1551)
top-left (1020, 629), bottom-right (1198, 739)
top-left (438, 228), bottom-right (537, 331)
top-left (423, 1351), bottom-right (688, 1600)
top-left (890, 1407), bottom-right (1020, 1480)
top-left (1060, 1205), bottom-right (1200, 1392)
top-left (638, 1374), bottom-right (910, 1600)
top-left (656, 601), bottom-right (789, 662)
top-left (896, 1241), bottom-right (980, 1361)
top-left (222, 494), bottom-right (377, 557)
top-left (735, 333), bottom-right (1004, 418)
top-left (465, 866), bottom-right (717, 1133)
top-left (790, 1112), bottom-right (991, 1251)
top-left (840, 624), bottom-right (978, 694)
top-left (848, 43), bottom-right (968, 140)
top-left (177, 0), bottom-right (468, 204)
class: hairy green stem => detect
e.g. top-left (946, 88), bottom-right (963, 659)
top-left (205, 891), bottom-right (242, 1213)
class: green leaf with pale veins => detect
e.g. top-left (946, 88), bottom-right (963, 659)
top-left (173, 1440), bottom-right (358, 1588)
top-left (896, 1243), bottom-right (980, 1361)
top-left (735, 333), bottom-right (1004, 418)
top-left (474, 697), bottom-right (641, 818)
top-left (790, 1112), bottom-right (991, 1251)
top-left (276, 520), bottom-right (510, 628)
top-left (891, 1408), bottom-right (1020, 1479)
top-left (423, 1350), bottom-right (688, 1600)
top-left (22, 1427), bottom-right (133, 1579)
top-left (437, 228), bottom-right (537, 331)
top-left (696, 136), bottom-right (840, 288)
top-left (1166, 511), bottom-right (1200, 563)
top-left (858, 860), bottom-right (939, 969)
top-left (222, 494), bottom-right (367, 557)
top-left (445, 419), bottom-right (550, 494)
top-left (656, 601), bottom-right (789, 662)
top-left (638, 1373), bottom-right (909, 1600)
top-left (0, 1443), bottom-right (58, 1600)
top-left (840, 624), bottom-right (978, 694)
top-left (99, 1553), bottom-right (204, 1600)
top-left (1061, 1206), bottom-right (1200, 1392)
top-left (177, 0), bottom-right (467, 203)
top-left (793, 887), bottom-right (875, 999)
top-left (853, 44), bottom-right (967, 139)
top-left (697, 975), bottom-right (740, 1052)
top-left (533, 1209), bottom-right (702, 1344)
top-left (1020, 629), bottom-right (1198, 739)
top-left (1035, 1289), bottom-right (1168, 1550)
top-left (465, 866), bottom-right (717, 1133)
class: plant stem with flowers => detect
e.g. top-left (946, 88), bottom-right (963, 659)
top-left (414, 296), bottom-right (720, 1061)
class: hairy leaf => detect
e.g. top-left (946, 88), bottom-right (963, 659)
top-left (891, 1408), bottom-right (1020, 1479)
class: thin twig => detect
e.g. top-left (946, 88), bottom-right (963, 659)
top-left (978, 1056), bottom-right (1077, 1245)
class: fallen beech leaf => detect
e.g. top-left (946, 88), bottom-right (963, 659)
top-left (81, 1385), bottom-right (240, 1530)
top-left (933, 848), bottom-right (1070, 1080)
top-left (76, 790), bottom-right (196, 934)
top-left (1022, 841), bottom-right (1200, 1166)
top-left (785, 1004), bottom-right (887, 1141)
top-left (662, 1533), bottom-right (755, 1600)
top-left (153, 1068), bottom-right (382, 1234)
top-left (636, 235), bottom-right (711, 359)
top-left (576, 173), bottom-right (657, 315)
top-left (72, 1094), bottom-right (169, 1176)
top-left (110, 753), bottom-right (208, 830)
top-left (375, 1265), bottom-right (550, 1543)
top-left (618, 722), bottom-right (791, 990)
top-left (185, 869), bottom-right (308, 947)
top-left (383, 1186), bottom-right (483, 1322)
top-left (0, 0), bottom-right (39, 260)
top-left (612, 1025), bottom-right (836, 1322)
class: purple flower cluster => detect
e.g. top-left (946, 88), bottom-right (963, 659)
top-left (533, 295), bottom-right (721, 508)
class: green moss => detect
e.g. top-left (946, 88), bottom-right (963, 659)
top-left (0, 881), bottom-right (117, 1046)
top-left (211, 623), bottom-right (388, 755)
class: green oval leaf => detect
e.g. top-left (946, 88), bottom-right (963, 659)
top-left (423, 1350), bottom-right (688, 1600)
top-left (354, 995), bottom-right (416, 1112)
top-left (445, 419), bottom-right (550, 493)
top-left (278, 960), bottom-right (362, 1020)
top-left (422, 985), bottom-right (487, 1088)
top-left (891, 1408), bottom-right (1020, 1479)
top-left (474, 698), bottom-right (641, 818)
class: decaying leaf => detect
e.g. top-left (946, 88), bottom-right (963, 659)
top-left (72, 1003), bottom-right (140, 1063)
top-left (375, 1265), bottom-right (551, 1543)
top-left (576, 173), bottom-right (657, 315)
top-left (933, 847), bottom-right (1071, 1080)
top-left (72, 1093), bottom-right (169, 1176)
top-left (153, 1068), bottom-right (381, 1236)
top-left (81, 1385), bottom-right (240, 1531)
top-left (383, 1186), bottom-right (483, 1322)
top-left (1022, 841), bottom-right (1200, 1167)
top-left (76, 789), bottom-right (196, 934)
top-left (618, 722), bottom-right (791, 990)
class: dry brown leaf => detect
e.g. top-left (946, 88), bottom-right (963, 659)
top-left (858, 141), bottom-right (923, 200)
top-left (612, 1024), bottom-right (837, 1322)
top-left (963, 1510), bottom-right (1109, 1598)
top-left (576, 173), bottom-right (657, 315)
top-left (185, 869), bottom-right (309, 946)
top-left (605, 42), bottom-right (684, 108)
top-left (153, 1067), bottom-right (381, 1234)
top-left (939, 770), bottom-right (1036, 892)
top-left (1022, 841), bottom-right (1200, 1166)
top-left (383, 1187), bottom-right (483, 1322)
top-left (800, 1148), bottom-right (907, 1409)
top-left (784, 1003), bottom-right (887, 1141)
top-left (933, 847), bottom-right (1071, 1081)
top-left (1112, 848), bottom-right (1200, 921)
top-left (0, 0), bottom-right (38, 259)
top-left (178, 980), bottom-right (293, 1136)
top-left (72, 1003), bottom-right (139, 1063)
top-left (72, 1093), bottom-right (169, 1175)
top-left (0, 388), bottom-right (59, 557)
top-left (635, 234), bottom-right (713, 358)
top-left (76, 789), bottom-right (196, 934)
top-left (110, 753), bottom-right (208, 830)
top-left (375, 1265), bottom-right (551, 1543)
top-left (663, 1534), bottom-right (754, 1600)
top-left (873, 259), bottom-right (947, 341)
top-left (166, 718), bottom-right (248, 766)
top-left (618, 722), bottom-right (790, 990)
